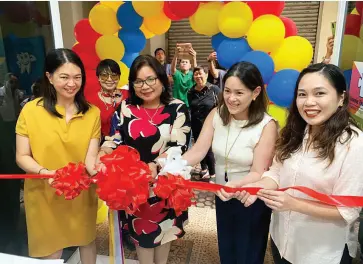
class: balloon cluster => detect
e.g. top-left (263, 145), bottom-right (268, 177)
top-left (340, 2), bottom-right (363, 89)
top-left (72, 1), bottom-right (314, 127)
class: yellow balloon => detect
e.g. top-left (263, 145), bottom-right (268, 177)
top-left (100, 1), bottom-right (124, 12)
top-left (117, 61), bottom-right (130, 87)
top-left (140, 24), bottom-right (155, 39)
top-left (194, 2), bottom-right (223, 36)
top-left (268, 104), bottom-right (288, 129)
top-left (132, 1), bottom-right (164, 18)
top-left (352, 8), bottom-right (359, 15)
top-left (96, 35), bottom-right (125, 61)
top-left (340, 35), bottom-right (363, 71)
top-left (189, 14), bottom-right (203, 35)
top-left (270, 36), bottom-right (313, 72)
top-left (89, 4), bottom-right (120, 35)
top-left (144, 12), bottom-right (171, 35)
top-left (218, 2), bottom-right (253, 38)
top-left (96, 199), bottom-right (108, 224)
top-left (247, 15), bottom-right (285, 53)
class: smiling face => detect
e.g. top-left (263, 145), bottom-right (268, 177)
top-left (133, 65), bottom-right (162, 106)
top-left (296, 72), bottom-right (344, 128)
top-left (98, 69), bottom-right (120, 92)
top-left (46, 62), bottom-right (82, 100)
top-left (193, 68), bottom-right (207, 87)
top-left (223, 76), bottom-right (261, 120)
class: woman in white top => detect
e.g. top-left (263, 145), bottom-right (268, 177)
top-left (183, 61), bottom-right (278, 264)
top-left (237, 63), bottom-right (363, 264)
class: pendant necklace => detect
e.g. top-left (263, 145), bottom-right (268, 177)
top-left (224, 123), bottom-right (243, 182)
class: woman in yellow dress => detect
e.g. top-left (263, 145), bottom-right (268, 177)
top-left (15, 48), bottom-right (100, 263)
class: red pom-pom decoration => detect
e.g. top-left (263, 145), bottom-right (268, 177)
top-left (154, 173), bottom-right (195, 216)
top-left (51, 163), bottom-right (92, 200)
top-left (95, 146), bottom-right (152, 214)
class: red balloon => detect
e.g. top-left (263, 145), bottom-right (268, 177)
top-left (74, 19), bottom-right (101, 44)
top-left (247, 1), bottom-right (285, 19)
top-left (163, 2), bottom-right (182, 21)
top-left (76, 51), bottom-right (100, 71)
top-left (72, 43), bottom-right (98, 58)
top-left (344, 14), bottom-right (362, 37)
top-left (167, 1), bottom-right (200, 19)
top-left (280, 16), bottom-right (297, 37)
top-left (84, 69), bottom-right (99, 102)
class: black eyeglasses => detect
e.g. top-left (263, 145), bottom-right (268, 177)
top-left (133, 76), bottom-right (157, 88)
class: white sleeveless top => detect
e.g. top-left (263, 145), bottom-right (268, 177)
top-left (212, 111), bottom-right (274, 184)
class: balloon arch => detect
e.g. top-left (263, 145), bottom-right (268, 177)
top-left (72, 1), bottom-right (314, 127)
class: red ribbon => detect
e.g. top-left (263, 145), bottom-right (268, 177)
top-left (94, 146), bottom-right (152, 214)
top-left (0, 163), bottom-right (93, 200)
top-left (50, 163), bottom-right (93, 200)
top-left (153, 174), bottom-right (195, 216)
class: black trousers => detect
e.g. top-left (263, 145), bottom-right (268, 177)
top-left (191, 120), bottom-right (215, 175)
top-left (270, 238), bottom-right (352, 264)
top-left (215, 196), bottom-right (271, 264)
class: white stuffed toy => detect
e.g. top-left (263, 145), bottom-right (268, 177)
top-left (157, 147), bottom-right (192, 180)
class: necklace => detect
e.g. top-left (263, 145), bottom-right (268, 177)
top-left (143, 103), bottom-right (161, 124)
top-left (99, 90), bottom-right (120, 110)
top-left (224, 123), bottom-right (243, 182)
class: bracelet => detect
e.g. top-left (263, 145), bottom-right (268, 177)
top-left (38, 168), bottom-right (48, 174)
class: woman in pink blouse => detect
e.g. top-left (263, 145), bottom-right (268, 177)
top-left (231, 63), bottom-right (363, 264)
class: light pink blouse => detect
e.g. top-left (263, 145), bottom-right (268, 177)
top-left (262, 126), bottom-right (363, 264)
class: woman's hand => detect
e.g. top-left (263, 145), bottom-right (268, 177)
top-left (39, 169), bottom-right (56, 184)
top-left (148, 162), bottom-right (158, 179)
top-left (215, 181), bottom-right (241, 202)
top-left (257, 189), bottom-right (295, 212)
top-left (234, 182), bottom-right (259, 207)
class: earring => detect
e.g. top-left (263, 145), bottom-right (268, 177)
top-left (162, 86), bottom-right (165, 92)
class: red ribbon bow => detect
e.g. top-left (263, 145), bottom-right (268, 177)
top-left (95, 146), bottom-right (152, 214)
top-left (154, 174), bottom-right (195, 216)
top-left (50, 162), bottom-right (93, 200)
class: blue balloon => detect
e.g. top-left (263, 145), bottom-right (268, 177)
top-left (211, 33), bottom-right (227, 51)
top-left (216, 38), bottom-right (251, 69)
top-left (116, 2), bottom-right (143, 30)
top-left (267, 69), bottom-right (300, 108)
top-left (121, 53), bottom-right (139, 68)
top-left (118, 28), bottom-right (146, 53)
top-left (241, 51), bottom-right (275, 84)
top-left (343, 69), bottom-right (352, 91)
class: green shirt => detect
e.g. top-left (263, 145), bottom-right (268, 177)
top-left (172, 70), bottom-right (195, 107)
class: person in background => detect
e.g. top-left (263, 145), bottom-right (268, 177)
top-left (208, 51), bottom-right (227, 89)
top-left (89, 59), bottom-right (128, 139)
top-left (237, 63), bottom-right (363, 264)
top-left (183, 62), bottom-right (277, 264)
top-left (170, 45), bottom-right (197, 107)
top-left (16, 48), bottom-right (100, 263)
top-left (154, 48), bottom-right (173, 86)
top-left (322, 36), bottom-right (334, 64)
top-left (20, 78), bottom-right (43, 108)
top-left (100, 55), bottom-right (191, 264)
top-left (187, 65), bottom-right (220, 181)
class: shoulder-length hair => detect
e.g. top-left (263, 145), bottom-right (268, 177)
top-left (218, 61), bottom-right (267, 128)
top-left (276, 63), bottom-right (359, 165)
top-left (128, 55), bottom-right (172, 106)
top-left (39, 48), bottom-right (90, 118)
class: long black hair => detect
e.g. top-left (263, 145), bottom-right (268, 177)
top-left (276, 63), bottom-right (359, 165)
top-left (39, 48), bottom-right (90, 118)
top-left (128, 55), bottom-right (172, 106)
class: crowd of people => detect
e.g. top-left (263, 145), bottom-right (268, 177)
top-left (0, 34), bottom-right (362, 264)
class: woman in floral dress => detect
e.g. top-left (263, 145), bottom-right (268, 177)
top-left (100, 55), bottom-right (191, 264)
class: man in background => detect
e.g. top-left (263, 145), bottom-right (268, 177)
top-left (154, 48), bottom-right (173, 86)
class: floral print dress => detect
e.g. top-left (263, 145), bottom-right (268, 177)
top-left (106, 99), bottom-right (191, 248)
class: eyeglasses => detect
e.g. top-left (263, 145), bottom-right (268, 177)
top-left (99, 72), bottom-right (120, 82)
top-left (133, 76), bottom-right (157, 88)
